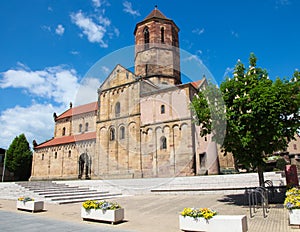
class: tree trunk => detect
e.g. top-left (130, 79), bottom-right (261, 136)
top-left (257, 165), bottom-right (265, 187)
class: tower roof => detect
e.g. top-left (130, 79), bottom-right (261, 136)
top-left (144, 7), bottom-right (168, 20)
top-left (134, 7), bottom-right (179, 35)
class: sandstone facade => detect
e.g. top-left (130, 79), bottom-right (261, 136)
top-left (31, 8), bottom-right (219, 180)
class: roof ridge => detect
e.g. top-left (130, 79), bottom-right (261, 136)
top-left (56, 101), bottom-right (98, 120)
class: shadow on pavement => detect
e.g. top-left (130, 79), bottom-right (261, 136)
top-left (218, 188), bottom-right (286, 207)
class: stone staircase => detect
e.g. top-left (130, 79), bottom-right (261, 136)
top-left (0, 172), bottom-right (287, 204)
top-left (55, 171), bottom-right (287, 195)
top-left (16, 181), bottom-right (122, 204)
top-left (150, 172), bottom-right (286, 195)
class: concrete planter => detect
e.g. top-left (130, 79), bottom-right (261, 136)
top-left (179, 215), bottom-right (248, 232)
top-left (16, 200), bottom-right (44, 212)
top-left (81, 207), bottom-right (124, 224)
top-left (289, 209), bottom-right (300, 225)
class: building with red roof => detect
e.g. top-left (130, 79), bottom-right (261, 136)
top-left (31, 7), bottom-right (219, 180)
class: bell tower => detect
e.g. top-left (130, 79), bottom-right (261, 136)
top-left (134, 6), bottom-right (181, 86)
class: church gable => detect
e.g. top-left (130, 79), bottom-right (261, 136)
top-left (99, 64), bottom-right (137, 91)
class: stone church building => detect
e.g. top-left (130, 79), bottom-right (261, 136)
top-left (30, 8), bottom-right (219, 180)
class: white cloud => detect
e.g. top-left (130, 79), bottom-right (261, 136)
top-left (0, 65), bottom-right (80, 105)
top-left (184, 55), bottom-right (203, 65)
top-left (114, 27), bottom-right (120, 37)
top-left (55, 24), bottom-right (65, 35)
top-left (0, 103), bottom-right (65, 149)
top-left (41, 25), bottom-right (51, 32)
top-left (92, 0), bottom-right (101, 8)
top-left (98, 15), bottom-right (111, 26)
top-left (223, 67), bottom-right (234, 78)
top-left (101, 66), bottom-right (110, 75)
top-left (71, 11), bottom-right (108, 48)
top-left (70, 50), bottom-right (80, 55)
top-left (192, 28), bottom-right (205, 35)
top-left (0, 63), bottom-right (103, 148)
top-left (231, 30), bottom-right (239, 38)
top-left (123, 1), bottom-right (140, 16)
top-left (75, 78), bottom-right (101, 106)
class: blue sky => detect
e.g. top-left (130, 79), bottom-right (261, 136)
top-left (0, 0), bottom-right (299, 148)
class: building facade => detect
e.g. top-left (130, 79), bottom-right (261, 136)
top-left (31, 8), bottom-right (219, 180)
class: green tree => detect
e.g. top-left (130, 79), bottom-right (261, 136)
top-left (191, 80), bottom-right (226, 144)
top-left (6, 134), bottom-right (32, 181)
top-left (192, 53), bottom-right (300, 186)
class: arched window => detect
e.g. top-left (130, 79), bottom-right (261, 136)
top-left (110, 128), bottom-right (115, 141)
top-left (120, 126), bottom-right (125, 140)
top-left (144, 27), bottom-right (149, 49)
top-left (62, 127), bottom-right (66, 136)
top-left (54, 152), bottom-right (57, 159)
top-left (68, 150), bottom-right (71, 158)
top-left (160, 136), bottom-right (167, 150)
top-left (161, 105), bottom-right (165, 114)
top-left (115, 102), bottom-right (120, 117)
top-left (161, 27), bottom-right (165, 43)
top-left (79, 124), bottom-right (82, 133)
top-left (42, 154), bottom-right (44, 160)
top-left (85, 122), bottom-right (89, 131)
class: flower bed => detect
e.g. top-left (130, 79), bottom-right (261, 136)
top-left (181, 207), bottom-right (217, 220)
top-left (284, 187), bottom-right (300, 225)
top-left (16, 197), bottom-right (44, 212)
top-left (81, 200), bottom-right (124, 224)
top-left (179, 208), bottom-right (247, 232)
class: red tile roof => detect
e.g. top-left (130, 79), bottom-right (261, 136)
top-left (144, 7), bottom-right (168, 20)
top-left (56, 102), bottom-right (98, 120)
top-left (35, 132), bottom-right (96, 149)
top-left (191, 79), bottom-right (205, 89)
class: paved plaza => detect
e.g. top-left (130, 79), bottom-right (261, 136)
top-left (0, 193), bottom-right (299, 232)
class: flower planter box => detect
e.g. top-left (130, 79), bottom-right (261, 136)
top-left (16, 200), bottom-right (44, 212)
top-left (289, 209), bottom-right (300, 225)
top-left (179, 215), bottom-right (248, 232)
top-left (81, 207), bottom-right (124, 224)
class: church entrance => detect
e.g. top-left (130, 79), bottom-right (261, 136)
top-left (78, 153), bottom-right (91, 179)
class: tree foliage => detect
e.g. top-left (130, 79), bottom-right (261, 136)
top-left (191, 53), bottom-right (300, 186)
top-left (191, 80), bottom-right (226, 144)
top-left (6, 134), bottom-right (32, 181)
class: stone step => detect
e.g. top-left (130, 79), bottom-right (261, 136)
top-left (56, 194), bottom-right (123, 205)
top-left (13, 181), bottom-right (123, 205)
top-left (36, 189), bottom-right (98, 195)
top-left (17, 182), bottom-right (68, 187)
top-left (50, 193), bottom-right (122, 202)
top-left (31, 187), bottom-right (88, 192)
top-left (43, 191), bottom-right (109, 198)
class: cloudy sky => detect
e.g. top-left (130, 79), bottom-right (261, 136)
top-left (0, 0), bottom-right (299, 148)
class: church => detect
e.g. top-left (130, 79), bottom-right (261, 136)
top-left (30, 8), bottom-right (220, 180)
